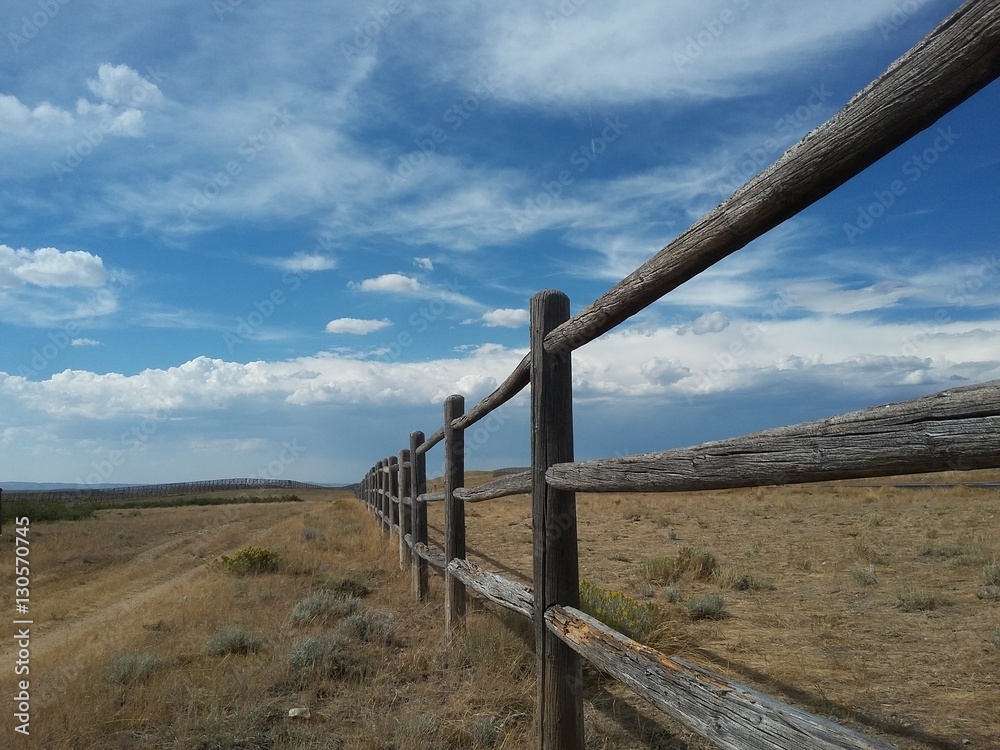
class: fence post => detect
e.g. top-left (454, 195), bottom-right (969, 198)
top-left (379, 459), bottom-right (390, 538)
top-left (399, 448), bottom-right (412, 569)
top-left (410, 431), bottom-right (429, 601)
top-left (530, 289), bottom-right (583, 750)
top-left (444, 394), bottom-right (466, 639)
top-left (387, 455), bottom-right (399, 537)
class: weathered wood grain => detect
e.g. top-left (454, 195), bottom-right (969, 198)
top-left (454, 471), bottom-right (530, 502)
top-left (417, 426), bottom-right (444, 455)
top-left (531, 290), bottom-right (584, 749)
top-left (413, 541), bottom-right (447, 570)
top-left (399, 448), bottom-right (412, 570)
top-left (410, 431), bottom-right (429, 600)
top-left (447, 558), bottom-right (533, 621)
top-left (542, 0), bottom-right (1000, 356)
top-left (546, 606), bottom-right (897, 750)
top-left (546, 380), bottom-right (1000, 493)
top-left (417, 490), bottom-right (445, 504)
top-left (444, 394), bottom-right (467, 638)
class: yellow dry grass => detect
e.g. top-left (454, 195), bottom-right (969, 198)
top-left (427, 470), bottom-right (1000, 748)
top-left (2, 474), bottom-right (998, 749)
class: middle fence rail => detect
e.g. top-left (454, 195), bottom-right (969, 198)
top-left (357, 3), bottom-right (1000, 748)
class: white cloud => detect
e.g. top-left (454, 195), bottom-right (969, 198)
top-left (71, 338), bottom-right (102, 347)
top-left (86, 63), bottom-right (165, 108)
top-left (0, 95), bottom-right (74, 134)
top-left (414, 257), bottom-right (434, 270)
top-left (483, 308), bottom-right (529, 328)
top-left (0, 246), bottom-right (107, 288)
top-left (325, 317), bottom-right (392, 334)
top-left (351, 273), bottom-right (481, 308)
top-left (678, 311), bottom-right (730, 335)
top-left (354, 273), bottom-right (423, 294)
top-left (427, 0), bottom-right (912, 107)
top-left (265, 252), bottom-right (337, 273)
top-left (785, 280), bottom-right (915, 314)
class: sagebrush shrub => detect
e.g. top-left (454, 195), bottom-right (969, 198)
top-left (579, 579), bottom-right (659, 643)
top-left (207, 626), bottom-right (263, 656)
top-left (216, 546), bottom-right (280, 575)
top-left (106, 651), bottom-right (163, 686)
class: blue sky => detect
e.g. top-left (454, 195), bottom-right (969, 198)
top-left (1, 0), bottom-right (998, 485)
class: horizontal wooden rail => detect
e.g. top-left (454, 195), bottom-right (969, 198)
top-left (413, 541), bottom-right (447, 570)
top-left (417, 427), bottom-right (444, 455)
top-left (452, 354), bottom-right (530, 431)
top-left (547, 380), bottom-right (1000, 493)
top-left (456, 471), bottom-right (530, 502)
top-left (416, 473), bottom-right (531, 504)
top-left (546, 606), bottom-right (896, 750)
top-left (542, 0), bottom-right (1000, 355)
top-left (416, 356), bottom-right (530, 456)
top-left (447, 558), bottom-right (533, 620)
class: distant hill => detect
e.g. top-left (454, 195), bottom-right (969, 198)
top-left (0, 481), bottom-right (129, 491)
top-left (0, 479), bottom-right (356, 493)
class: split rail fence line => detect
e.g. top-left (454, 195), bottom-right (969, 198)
top-left (358, 3), bottom-right (1000, 748)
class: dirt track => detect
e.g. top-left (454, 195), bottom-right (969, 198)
top-left (0, 502), bottom-right (301, 669)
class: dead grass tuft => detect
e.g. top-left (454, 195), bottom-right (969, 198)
top-left (642, 546), bottom-right (718, 584)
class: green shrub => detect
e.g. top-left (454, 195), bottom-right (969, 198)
top-left (207, 626), bottom-right (263, 656)
top-left (990, 628), bottom-right (1000, 650)
top-left (302, 526), bottom-right (323, 542)
top-left (288, 635), bottom-right (363, 680)
top-left (470, 717), bottom-right (498, 748)
top-left (289, 593), bottom-right (360, 626)
top-left (895, 589), bottom-right (947, 612)
top-left (216, 546), bottom-right (280, 575)
top-left (662, 586), bottom-right (681, 603)
top-left (714, 567), bottom-right (775, 592)
top-left (579, 579), bottom-right (659, 643)
top-left (982, 561), bottom-right (1000, 587)
top-left (341, 611), bottom-right (396, 645)
top-left (323, 576), bottom-right (372, 599)
top-left (850, 565), bottom-right (878, 586)
top-left (106, 651), bottom-right (163, 686)
top-left (687, 594), bottom-right (727, 620)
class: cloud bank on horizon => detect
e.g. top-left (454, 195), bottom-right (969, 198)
top-left (1, 0), bottom-right (997, 484)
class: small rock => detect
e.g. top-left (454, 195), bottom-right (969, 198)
top-left (288, 707), bottom-right (311, 719)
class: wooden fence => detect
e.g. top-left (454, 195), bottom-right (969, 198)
top-left (357, 2), bottom-right (1000, 748)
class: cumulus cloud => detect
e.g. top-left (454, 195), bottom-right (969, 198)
top-left (639, 357), bottom-right (690, 385)
top-left (86, 63), bottom-right (165, 108)
top-left (0, 95), bottom-right (73, 134)
top-left (1, 64), bottom-right (161, 141)
top-left (351, 273), bottom-right (481, 308)
top-left (325, 317), bottom-right (392, 334)
top-left (414, 257), bottom-right (434, 270)
top-left (483, 308), bottom-right (529, 328)
top-left (677, 311), bottom-right (730, 335)
top-left (0, 246), bottom-right (107, 288)
top-left (354, 273), bottom-right (423, 294)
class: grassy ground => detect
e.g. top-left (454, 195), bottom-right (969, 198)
top-left (1, 477), bottom-right (998, 749)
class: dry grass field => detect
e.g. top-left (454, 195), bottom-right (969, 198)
top-left (1, 475), bottom-right (998, 749)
